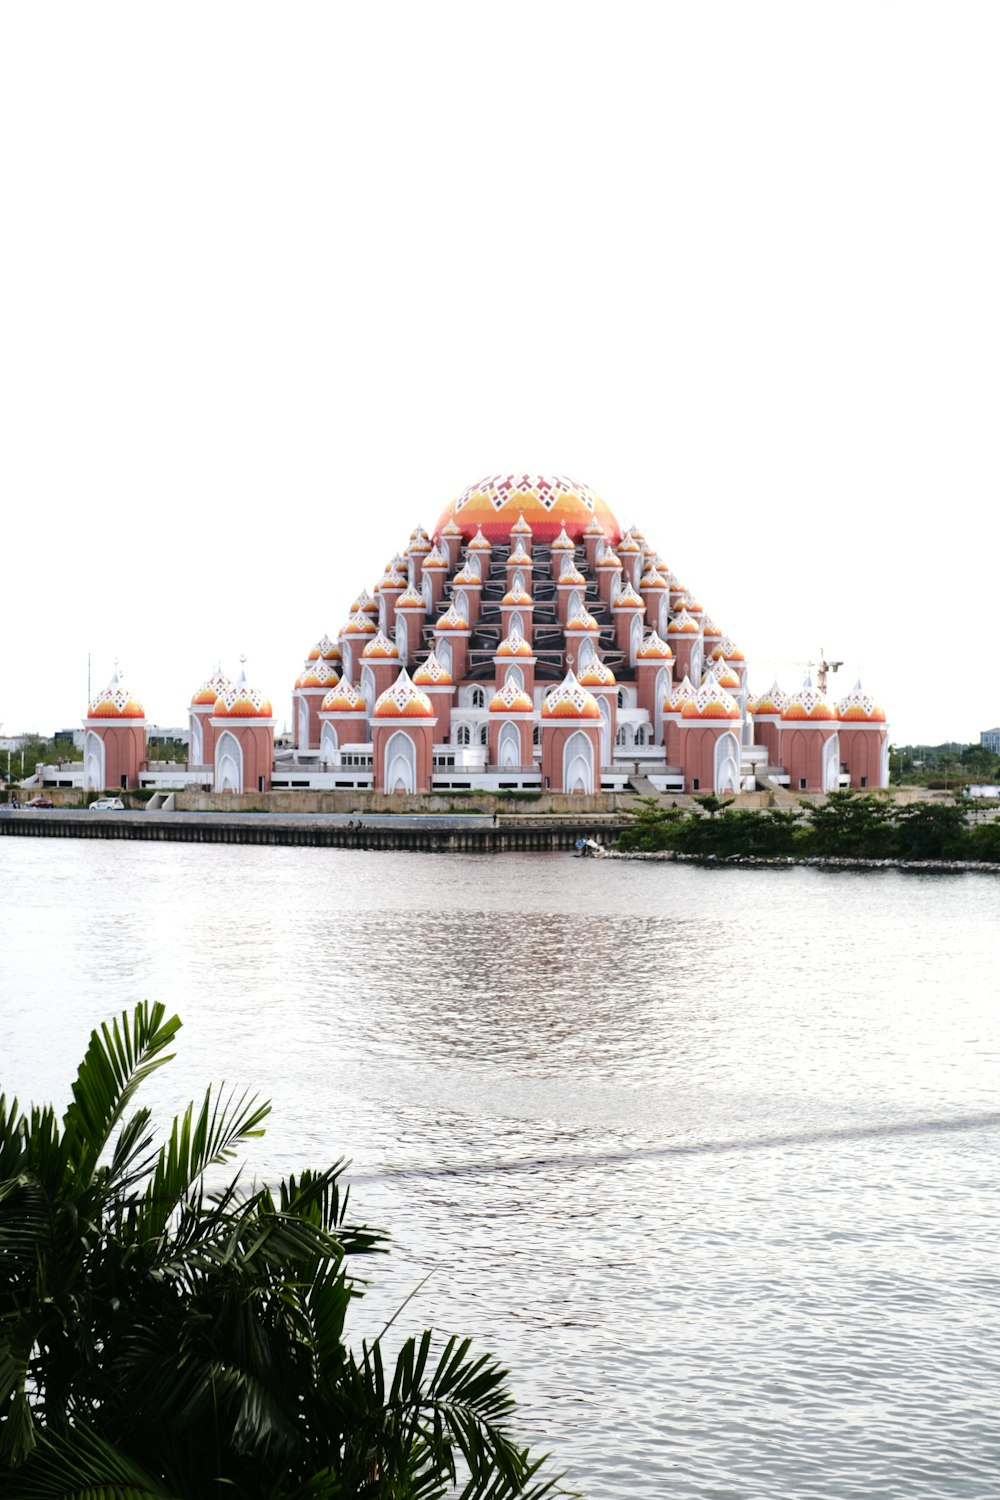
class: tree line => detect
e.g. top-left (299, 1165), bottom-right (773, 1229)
top-left (618, 791), bottom-right (1000, 862)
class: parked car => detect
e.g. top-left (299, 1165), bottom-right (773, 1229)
top-left (24, 796), bottom-right (54, 809)
top-left (89, 797), bottom-right (125, 812)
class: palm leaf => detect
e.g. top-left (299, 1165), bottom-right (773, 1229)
top-left (139, 1087), bottom-right (269, 1239)
top-left (5, 1419), bottom-right (175, 1499)
top-left (61, 1004), bottom-right (180, 1189)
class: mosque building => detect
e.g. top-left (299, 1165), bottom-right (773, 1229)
top-left (77, 475), bottom-right (889, 797)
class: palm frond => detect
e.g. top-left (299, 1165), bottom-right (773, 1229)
top-left (5, 1419), bottom-right (175, 1499)
top-left (61, 1003), bottom-right (180, 1188)
top-left (139, 1087), bottom-right (269, 1239)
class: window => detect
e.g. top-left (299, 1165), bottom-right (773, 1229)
top-left (456, 724), bottom-right (471, 746)
top-left (533, 725), bottom-right (542, 746)
top-left (617, 689), bottom-right (626, 709)
top-left (635, 727), bottom-right (646, 747)
top-left (799, 778), bottom-right (807, 790)
top-left (471, 686), bottom-right (485, 708)
top-left (479, 723), bottom-right (488, 745)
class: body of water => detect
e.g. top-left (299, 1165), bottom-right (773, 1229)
top-left (1, 839), bottom-right (998, 1498)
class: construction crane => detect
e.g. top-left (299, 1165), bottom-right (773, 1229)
top-left (814, 646), bottom-right (843, 697)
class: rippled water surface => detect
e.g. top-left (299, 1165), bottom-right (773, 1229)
top-left (2, 839), bottom-right (999, 1497)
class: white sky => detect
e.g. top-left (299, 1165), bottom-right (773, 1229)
top-left (2, 3), bottom-right (997, 745)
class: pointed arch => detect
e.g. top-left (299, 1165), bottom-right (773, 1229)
top-left (455, 588), bottom-right (469, 620)
top-left (320, 721), bottom-right (339, 766)
top-left (360, 665), bottom-right (376, 717)
top-left (563, 729), bottom-right (594, 794)
top-left (658, 593), bottom-right (670, 636)
top-left (298, 697), bottom-right (310, 751)
top-left (512, 568), bottom-right (525, 594)
top-left (498, 720), bottom-right (520, 769)
top-left (396, 613), bottom-right (409, 666)
top-left (83, 731), bottom-right (105, 792)
top-left (189, 715), bottom-right (203, 766)
top-left (629, 614), bottom-right (642, 666)
top-left (422, 572), bottom-right (433, 610)
top-left (504, 663), bottom-right (524, 691)
top-left (713, 730), bottom-right (740, 795)
top-left (822, 732), bottom-right (840, 792)
top-left (384, 730), bottom-right (416, 793)
top-left (597, 696), bottom-right (611, 767)
top-left (654, 667), bottom-right (670, 745)
top-left (578, 637), bottom-right (596, 670)
top-left (509, 610), bottom-right (523, 637)
top-left (437, 638), bottom-right (452, 675)
top-left (215, 730), bottom-right (243, 793)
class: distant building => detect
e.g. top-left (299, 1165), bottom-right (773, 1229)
top-left (981, 728), bottom-right (1000, 754)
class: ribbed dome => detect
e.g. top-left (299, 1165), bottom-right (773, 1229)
top-left (321, 681), bottom-right (365, 712)
top-left (640, 570), bottom-right (669, 590)
top-left (308, 634), bottom-right (340, 661)
top-left (566, 608), bottom-right (600, 632)
top-left (298, 661), bottom-right (339, 689)
top-left (191, 667), bottom-right (231, 706)
top-left (752, 681), bottom-right (788, 716)
top-left (636, 632), bottom-right (673, 660)
top-left (502, 585), bottom-right (533, 606)
top-left (496, 629), bottom-right (534, 657)
top-left (412, 650), bottom-right (453, 686)
top-left (837, 679), bottom-right (887, 723)
top-left (579, 657), bottom-right (617, 686)
top-left (342, 612), bottom-right (378, 636)
top-left (373, 670), bottom-right (433, 719)
top-left (437, 475), bottom-right (619, 545)
top-left (667, 610), bottom-right (700, 634)
top-left (396, 585), bottom-right (426, 609)
top-left (361, 631), bottom-right (400, 659)
top-left (213, 668), bottom-right (272, 719)
top-left (541, 670), bottom-right (601, 720)
top-left (782, 676), bottom-right (835, 722)
top-left (667, 675), bottom-right (697, 712)
top-left (614, 583), bottom-right (644, 609)
top-left (681, 672), bottom-right (740, 721)
top-left (489, 682), bottom-right (534, 713)
top-left (89, 668), bottom-right (144, 719)
top-left (435, 604), bottom-right (469, 631)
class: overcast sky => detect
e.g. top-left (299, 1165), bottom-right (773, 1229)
top-left (2, 3), bottom-right (997, 745)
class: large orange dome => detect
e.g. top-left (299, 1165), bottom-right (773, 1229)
top-left (436, 474), bottom-right (621, 545)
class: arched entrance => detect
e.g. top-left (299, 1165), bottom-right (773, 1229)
top-left (215, 731), bottom-right (243, 793)
top-left (384, 730), bottom-right (416, 793)
top-left (562, 730), bottom-right (594, 794)
top-left (83, 730), bottom-right (105, 791)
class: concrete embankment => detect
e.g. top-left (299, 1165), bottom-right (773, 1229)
top-left (0, 808), bottom-right (625, 854)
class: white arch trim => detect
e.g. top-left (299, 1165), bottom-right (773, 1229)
top-left (83, 730), bottom-right (105, 792)
top-left (215, 730), bottom-right (243, 793)
top-left (384, 729), bottom-right (416, 793)
top-left (713, 730), bottom-right (740, 795)
top-left (563, 729), bottom-right (594, 794)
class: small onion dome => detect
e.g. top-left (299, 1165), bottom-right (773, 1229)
top-left (618, 535), bottom-right (641, 553)
top-left (680, 596), bottom-right (704, 615)
top-left (441, 514), bottom-right (464, 537)
top-left (636, 632), bottom-right (673, 660)
top-left (321, 680), bottom-right (365, 712)
top-left (496, 629), bottom-right (534, 657)
top-left (307, 634), bottom-right (336, 661)
top-left (489, 682), bottom-right (534, 713)
top-left (639, 569), bottom-right (669, 590)
top-left (551, 526), bottom-right (575, 551)
top-left (667, 675), bottom-right (697, 712)
top-left (837, 679), bottom-right (887, 722)
top-left (396, 585), bottom-right (425, 609)
top-left (682, 673), bottom-right (740, 721)
top-left (614, 582), bottom-right (645, 608)
top-left (373, 669), bottom-right (433, 719)
top-left (782, 676), bottom-right (835, 722)
top-left (509, 538), bottom-right (532, 564)
top-left (453, 563), bottom-right (482, 585)
top-left (408, 529), bottom-right (431, 553)
top-left (422, 546), bottom-right (449, 569)
top-left (579, 657), bottom-right (617, 687)
top-left (557, 561), bottom-right (587, 586)
top-left (583, 513), bottom-right (605, 537)
top-left (361, 630), bottom-right (400, 659)
top-left (342, 611), bottom-right (377, 635)
top-left (753, 682), bottom-right (789, 716)
top-left (712, 662), bottom-right (741, 690)
top-left (435, 603), bottom-right (469, 631)
top-left (467, 528), bottom-right (492, 551)
top-left (380, 567), bottom-right (408, 590)
top-left (214, 669), bottom-right (272, 719)
top-left (502, 585), bottom-right (533, 606)
top-left (90, 669), bottom-right (144, 719)
top-left (542, 670), bottom-right (601, 720)
top-left (711, 635), bottom-right (744, 661)
top-left (412, 650), bottom-right (453, 686)
top-left (667, 609), bottom-right (700, 635)
top-left (510, 511), bottom-right (533, 535)
top-left (596, 551), bottom-right (622, 569)
top-left (191, 667), bottom-right (231, 706)
top-left (702, 617), bottom-right (721, 638)
top-left (566, 608), bottom-right (600, 633)
top-left (299, 661), bottom-right (340, 689)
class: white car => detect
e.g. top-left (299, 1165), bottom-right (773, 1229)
top-left (89, 797), bottom-right (125, 811)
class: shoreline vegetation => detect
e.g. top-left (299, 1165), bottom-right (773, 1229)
top-left (615, 792), bottom-right (1000, 866)
top-left (0, 1003), bottom-right (566, 1499)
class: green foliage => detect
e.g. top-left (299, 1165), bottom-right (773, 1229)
top-left (1, 1004), bottom-right (567, 1500)
top-left (618, 792), bottom-right (998, 863)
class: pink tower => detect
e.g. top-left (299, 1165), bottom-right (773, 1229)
top-left (372, 670), bottom-right (435, 793)
top-left (338, 612), bottom-right (377, 687)
top-left (836, 681), bottom-right (889, 789)
top-left (210, 667), bottom-right (275, 793)
top-left (450, 559), bottom-right (484, 629)
top-left (780, 678), bottom-right (840, 792)
top-left (613, 583), bottom-right (647, 665)
top-left (189, 666), bottom-right (231, 769)
top-left (406, 526), bottom-right (432, 587)
top-left (318, 680), bottom-right (368, 765)
top-left (505, 537), bottom-right (534, 596)
top-left (639, 568), bottom-right (670, 633)
top-left (679, 673), bottom-right (742, 794)
top-left (394, 584), bottom-right (428, 667)
top-left (555, 557), bottom-right (588, 625)
top-left (509, 511), bottom-right (533, 558)
top-left (83, 666), bottom-right (146, 792)
top-left (377, 565), bottom-right (408, 639)
top-left (412, 650), bottom-right (456, 742)
top-left (493, 630), bottom-right (536, 697)
top-left (578, 657), bottom-right (618, 768)
top-left (433, 603), bottom-right (472, 683)
top-left (488, 681), bottom-right (535, 769)
top-left (293, 640), bottom-right (340, 752)
top-left (666, 609), bottom-right (703, 684)
top-left (663, 676), bottom-right (697, 766)
top-left (563, 607), bottom-right (602, 676)
top-left (500, 583), bottom-right (535, 646)
top-left (595, 547), bottom-right (623, 608)
top-left (582, 513), bottom-right (605, 573)
top-left (439, 514), bottom-right (464, 571)
top-left (420, 545), bottom-right (450, 616)
top-left (360, 632), bottom-right (402, 731)
top-left (634, 633), bottom-right (674, 744)
top-left (749, 682), bottom-right (788, 769)
top-left (549, 526), bottom-right (576, 581)
top-left (540, 671), bottom-right (602, 794)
